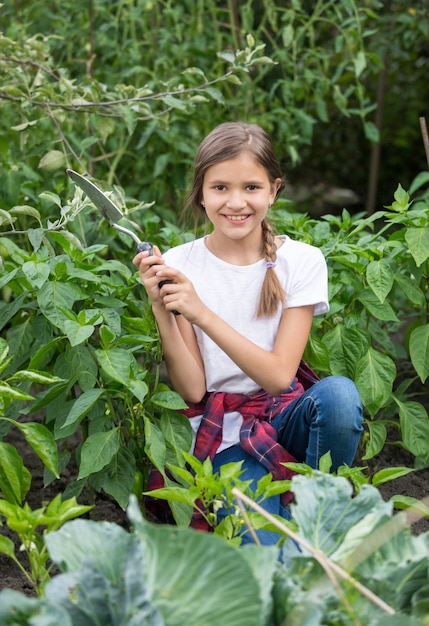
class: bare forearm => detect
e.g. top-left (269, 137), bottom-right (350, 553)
top-left (146, 263), bottom-right (313, 397)
top-left (195, 307), bottom-right (312, 397)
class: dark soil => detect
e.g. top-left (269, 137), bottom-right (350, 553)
top-left (1, 417), bottom-right (429, 597)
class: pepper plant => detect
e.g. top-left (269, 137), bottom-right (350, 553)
top-left (1, 173), bottom-right (428, 514)
top-left (271, 174), bottom-right (429, 463)
top-left (0, 204), bottom-right (192, 513)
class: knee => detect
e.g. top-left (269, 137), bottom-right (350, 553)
top-left (313, 376), bottom-right (363, 427)
top-left (316, 375), bottom-right (360, 401)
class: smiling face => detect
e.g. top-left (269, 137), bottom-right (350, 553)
top-left (201, 151), bottom-right (280, 248)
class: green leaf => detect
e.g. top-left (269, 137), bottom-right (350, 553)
top-left (354, 50), bottom-right (367, 78)
top-left (38, 149), bottom-right (66, 171)
top-left (48, 230), bottom-right (85, 253)
top-left (205, 87), bottom-right (225, 104)
top-left (29, 227), bottom-right (47, 251)
top-left (333, 84), bottom-right (348, 114)
top-left (372, 466), bottom-right (414, 487)
top-left (161, 411), bottom-right (193, 465)
top-left (101, 309), bottom-right (121, 336)
top-left (0, 384), bottom-right (34, 401)
top-left (42, 495), bottom-right (93, 529)
top-left (128, 499), bottom-right (268, 626)
top-left (392, 183), bottom-right (410, 210)
top-left (99, 325), bottom-right (116, 348)
top-left (64, 319), bottom-right (94, 346)
top-left (394, 273), bottom-right (425, 306)
top-left (362, 420), bottom-right (387, 460)
top-left (46, 518), bottom-right (136, 581)
top-left (405, 226), bottom-right (429, 267)
top-left (0, 442), bottom-right (32, 504)
top-left (118, 104), bottom-right (136, 134)
top-left (217, 50), bottom-right (235, 63)
top-left (322, 326), bottom-right (368, 378)
top-left (162, 95), bottom-right (188, 111)
top-left (95, 348), bottom-right (133, 385)
top-left (65, 345), bottom-right (98, 392)
top-left (20, 381), bottom-right (70, 415)
top-left (129, 379), bottom-right (149, 403)
top-left (318, 451), bottom-right (332, 473)
top-left (290, 473), bottom-right (391, 557)
top-left (144, 485), bottom-right (195, 507)
top-left (37, 281), bottom-right (81, 331)
top-left (366, 260), bottom-right (394, 303)
top-left (352, 522), bottom-right (429, 614)
top-left (39, 191), bottom-right (63, 208)
top-left (22, 260), bottom-right (50, 289)
top-left (0, 338), bottom-right (9, 366)
top-left (409, 323), bottom-right (429, 383)
top-left (89, 446), bottom-right (135, 510)
top-left (9, 205), bottom-right (42, 224)
top-left (78, 428), bottom-right (120, 480)
top-left (61, 388), bottom-right (105, 430)
top-left (5, 419), bottom-right (59, 478)
top-left (45, 521), bottom-right (163, 623)
top-left (150, 390), bottom-right (188, 410)
top-left (357, 288), bottom-right (399, 322)
top-left (0, 268), bottom-right (18, 291)
top-left (390, 494), bottom-right (429, 518)
top-left (355, 348), bottom-right (396, 417)
top-left (302, 334), bottom-right (330, 371)
top-left (409, 171), bottom-right (429, 195)
top-left (28, 336), bottom-right (64, 369)
top-left (364, 121), bottom-right (380, 144)
top-left (9, 370), bottom-right (64, 385)
top-left (144, 417), bottom-right (166, 473)
top-left (0, 535), bottom-right (16, 560)
top-left (394, 398), bottom-right (429, 460)
top-left (282, 24), bottom-right (294, 48)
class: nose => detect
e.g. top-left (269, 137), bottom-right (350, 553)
top-left (226, 190), bottom-right (246, 210)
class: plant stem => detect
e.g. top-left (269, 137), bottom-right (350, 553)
top-left (419, 116), bottom-right (429, 168)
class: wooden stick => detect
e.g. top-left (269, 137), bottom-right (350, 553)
top-left (232, 487), bottom-right (396, 616)
top-left (419, 117), bottom-right (429, 168)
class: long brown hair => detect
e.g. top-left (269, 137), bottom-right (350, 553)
top-left (185, 121), bottom-right (286, 317)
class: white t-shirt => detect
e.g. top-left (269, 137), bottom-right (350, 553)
top-left (163, 235), bottom-right (329, 452)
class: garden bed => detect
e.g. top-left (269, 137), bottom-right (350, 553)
top-left (1, 419), bottom-right (428, 597)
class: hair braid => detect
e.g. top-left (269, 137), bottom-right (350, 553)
top-left (257, 219), bottom-right (286, 318)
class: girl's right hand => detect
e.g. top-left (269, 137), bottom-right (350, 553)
top-left (132, 245), bottom-right (166, 310)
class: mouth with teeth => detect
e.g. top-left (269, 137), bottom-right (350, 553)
top-left (224, 215), bottom-right (249, 222)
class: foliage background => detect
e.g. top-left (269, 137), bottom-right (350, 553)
top-left (2, 0), bottom-right (428, 221)
top-left (0, 0), bottom-right (428, 603)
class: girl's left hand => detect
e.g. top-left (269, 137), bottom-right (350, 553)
top-left (155, 267), bottom-right (206, 323)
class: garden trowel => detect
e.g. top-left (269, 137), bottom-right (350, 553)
top-left (66, 168), bottom-right (153, 253)
top-left (66, 169), bottom-right (179, 314)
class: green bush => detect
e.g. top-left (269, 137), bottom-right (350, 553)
top-left (271, 177), bottom-right (429, 464)
top-left (1, 0), bottom-right (383, 215)
top-left (0, 176), bottom-right (427, 518)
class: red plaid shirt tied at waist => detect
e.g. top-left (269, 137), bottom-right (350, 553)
top-left (145, 366), bottom-right (318, 530)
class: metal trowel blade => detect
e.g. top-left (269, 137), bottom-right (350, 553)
top-left (66, 169), bottom-right (123, 223)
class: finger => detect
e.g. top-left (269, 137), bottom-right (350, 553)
top-left (132, 250), bottom-right (150, 267)
top-left (152, 245), bottom-right (163, 257)
top-left (155, 267), bottom-right (182, 282)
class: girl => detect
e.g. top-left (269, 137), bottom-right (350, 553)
top-left (133, 121), bottom-right (363, 545)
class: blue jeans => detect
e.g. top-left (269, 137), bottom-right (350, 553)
top-left (212, 376), bottom-right (363, 545)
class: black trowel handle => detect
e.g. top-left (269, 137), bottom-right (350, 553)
top-left (137, 241), bottom-right (180, 316)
